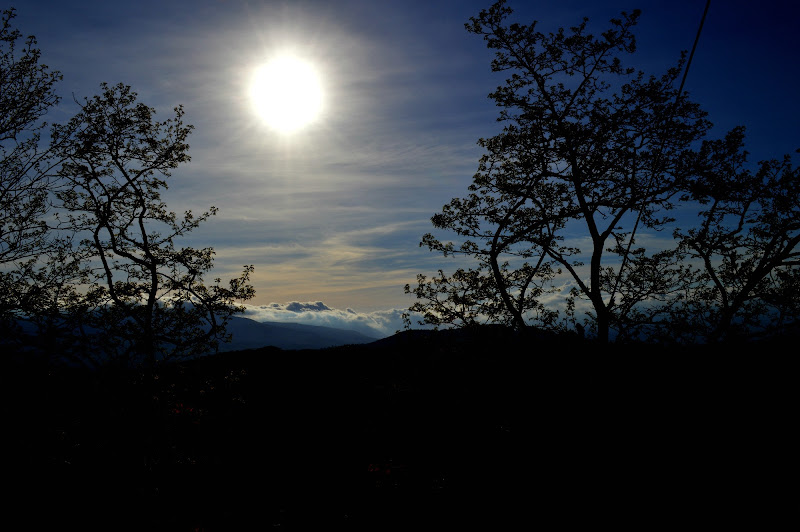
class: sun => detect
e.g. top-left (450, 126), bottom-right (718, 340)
top-left (250, 55), bottom-right (323, 133)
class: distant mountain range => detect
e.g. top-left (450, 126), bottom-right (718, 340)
top-left (221, 316), bottom-right (381, 351)
top-left (6, 315), bottom-right (381, 357)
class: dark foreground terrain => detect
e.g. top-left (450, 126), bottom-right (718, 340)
top-left (3, 328), bottom-right (793, 529)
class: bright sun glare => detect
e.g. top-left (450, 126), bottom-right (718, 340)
top-left (250, 55), bottom-right (323, 133)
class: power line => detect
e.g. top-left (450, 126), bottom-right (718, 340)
top-left (610, 0), bottom-right (711, 307)
top-left (678, 0), bottom-right (711, 98)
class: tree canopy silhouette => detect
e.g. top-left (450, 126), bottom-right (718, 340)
top-left (0, 10), bottom-right (255, 365)
top-left (0, 8), bottom-right (63, 328)
top-left (407, 1), bottom-right (799, 344)
top-left (49, 83), bottom-right (255, 365)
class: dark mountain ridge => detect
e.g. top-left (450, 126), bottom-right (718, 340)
top-left (221, 315), bottom-right (380, 351)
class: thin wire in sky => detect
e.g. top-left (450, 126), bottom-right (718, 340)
top-left (677, 0), bottom-right (711, 98)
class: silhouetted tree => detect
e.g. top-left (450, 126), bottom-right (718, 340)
top-left (0, 8), bottom-right (64, 329)
top-left (408, 1), bottom-right (709, 343)
top-left (49, 83), bottom-right (255, 365)
top-left (1, 10), bottom-right (255, 364)
top-left (669, 128), bottom-right (800, 343)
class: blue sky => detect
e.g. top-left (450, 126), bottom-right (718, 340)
top-left (12, 0), bottom-right (800, 337)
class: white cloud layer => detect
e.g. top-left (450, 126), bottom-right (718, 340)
top-left (242, 301), bottom-right (421, 339)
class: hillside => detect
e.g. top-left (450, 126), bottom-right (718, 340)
top-left (3, 327), bottom-right (791, 529)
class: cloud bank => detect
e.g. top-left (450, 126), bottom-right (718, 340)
top-left (242, 301), bottom-right (422, 339)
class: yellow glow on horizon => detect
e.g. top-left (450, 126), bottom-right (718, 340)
top-left (250, 55), bottom-right (323, 133)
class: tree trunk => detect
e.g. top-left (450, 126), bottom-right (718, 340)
top-left (596, 306), bottom-right (610, 344)
top-left (591, 240), bottom-right (610, 344)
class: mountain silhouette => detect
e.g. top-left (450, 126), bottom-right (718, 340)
top-left (221, 315), bottom-right (380, 351)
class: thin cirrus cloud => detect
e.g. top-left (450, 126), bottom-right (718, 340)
top-left (143, 2), bottom-right (495, 316)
